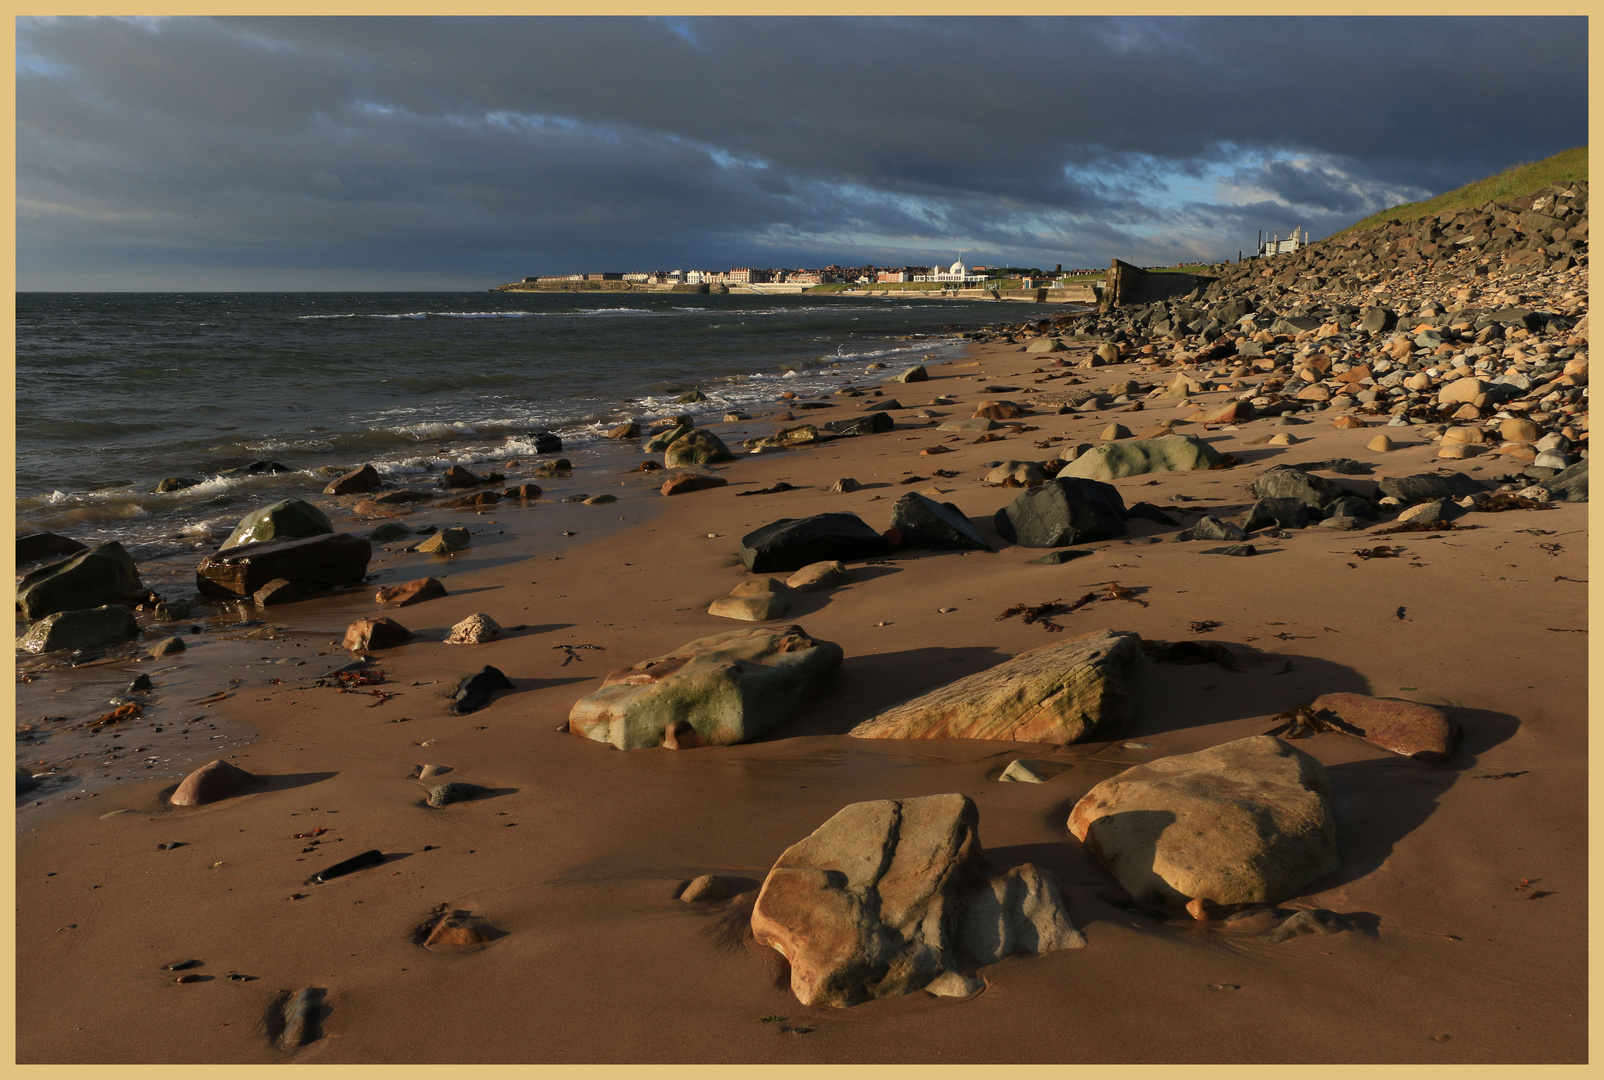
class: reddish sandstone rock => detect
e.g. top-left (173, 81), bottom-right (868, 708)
top-left (170, 759), bottom-right (259, 807)
top-left (973, 400), bottom-right (1025, 421)
top-left (344, 616), bottom-right (413, 651)
top-left (439, 465), bottom-right (486, 488)
top-left (1332, 415), bottom-right (1367, 429)
top-left (1309, 692), bottom-right (1460, 761)
top-left (438, 491), bottom-right (502, 509)
top-left (375, 577), bottom-right (447, 607)
top-left (324, 464), bottom-right (381, 496)
top-left (1187, 401), bottom-right (1253, 424)
top-left (502, 484), bottom-right (543, 499)
top-left (660, 472), bottom-right (728, 496)
top-left (751, 793), bottom-right (1084, 1007)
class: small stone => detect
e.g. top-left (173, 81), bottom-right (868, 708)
top-left (660, 472), bottom-right (729, 496)
top-left (1367, 434), bottom-right (1395, 452)
top-left (680, 874), bottom-right (730, 902)
top-left (343, 616), bottom-right (413, 651)
top-left (414, 527), bottom-right (470, 554)
top-left (998, 759), bottom-right (1047, 783)
top-left (150, 635), bottom-right (187, 657)
top-left (785, 560), bottom-right (849, 592)
top-left (445, 613), bottom-right (503, 645)
top-left (170, 759), bottom-right (258, 807)
top-left (449, 666), bottom-right (514, 714)
top-left (583, 494), bottom-right (617, 505)
top-left (375, 577), bottom-right (448, 606)
top-left (425, 781), bottom-right (491, 808)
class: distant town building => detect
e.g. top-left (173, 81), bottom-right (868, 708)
top-left (914, 259), bottom-right (986, 285)
top-left (1258, 226), bottom-right (1306, 257)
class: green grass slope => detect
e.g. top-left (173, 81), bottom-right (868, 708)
top-left (1336, 145), bottom-right (1587, 236)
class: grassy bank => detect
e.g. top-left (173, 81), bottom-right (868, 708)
top-left (1337, 145), bottom-right (1587, 236)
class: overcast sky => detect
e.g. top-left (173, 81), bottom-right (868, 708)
top-left (17, 16), bottom-right (1589, 291)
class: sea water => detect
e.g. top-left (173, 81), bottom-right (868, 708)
top-left (17, 290), bottom-right (1016, 560)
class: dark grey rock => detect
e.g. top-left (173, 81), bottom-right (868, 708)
top-left (1200, 544), bottom-right (1258, 556)
top-left (369, 523), bottom-right (411, 543)
top-left (1174, 515), bottom-right (1248, 542)
top-left (1030, 549), bottom-right (1095, 565)
top-left (1544, 458), bottom-right (1588, 502)
top-left (1324, 495), bottom-right (1377, 520)
top-left (888, 494), bottom-right (988, 552)
top-left (15, 531), bottom-right (88, 566)
top-left (1242, 497), bottom-right (1310, 531)
top-left (1125, 502), bottom-right (1181, 527)
top-left (993, 478), bottom-right (1127, 548)
top-left (823, 412), bottom-right (894, 436)
top-left (16, 542), bottom-right (144, 620)
top-left (1375, 472), bottom-right (1487, 504)
top-left (449, 666), bottom-right (514, 715)
top-left (739, 513), bottom-right (894, 573)
top-left (426, 781), bottom-right (493, 808)
top-left (1251, 466), bottom-right (1352, 509)
top-left (154, 477), bottom-right (203, 493)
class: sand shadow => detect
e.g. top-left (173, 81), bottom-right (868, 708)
top-left (1124, 644), bottom-right (1373, 739)
top-left (1313, 705), bottom-right (1521, 889)
top-left (774, 645), bottom-right (1009, 738)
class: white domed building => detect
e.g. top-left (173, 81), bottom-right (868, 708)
top-left (914, 258), bottom-right (986, 284)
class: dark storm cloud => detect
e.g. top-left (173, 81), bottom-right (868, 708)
top-left (17, 16), bottom-right (1587, 289)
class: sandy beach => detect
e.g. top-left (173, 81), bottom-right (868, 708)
top-left (14, 323), bottom-right (1588, 1063)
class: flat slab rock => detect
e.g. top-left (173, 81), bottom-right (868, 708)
top-left (196, 533), bottom-right (371, 600)
top-left (568, 624), bottom-right (843, 749)
top-left (1068, 735), bottom-right (1338, 906)
top-left (751, 793), bottom-right (1085, 1008)
top-left (850, 629), bottom-right (1142, 744)
top-left (1310, 692), bottom-right (1459, 760)
top-left (739, 513), bottom-right (893, 573)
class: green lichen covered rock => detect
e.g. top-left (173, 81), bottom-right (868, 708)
top-left (568, 624), bottom-right (842, 749)
top-left (1055, 434), bottom-right (1221, 481)
top-left (220, 498), bottom-right (333, 551)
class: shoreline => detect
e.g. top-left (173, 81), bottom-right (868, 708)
top-left (15, 311), bottom-right (1588, 1061)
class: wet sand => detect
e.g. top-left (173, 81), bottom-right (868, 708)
top-left (14, 338), bottom-right (1588, 1063)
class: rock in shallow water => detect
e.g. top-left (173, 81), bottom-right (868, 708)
top-left (220, 498), bottom-right (333, 551)
top-left (17, 605), bottom-right (139, 654)
top-left (196, 533), bottom-right (371, 600)
top-left (751, 793), bottom-right (1085, 1008)
top-left (16, 542), bottom-right (144, 620)
top-left (850, 628), bottom-right (1142, 744)
top-left (1068, 735), bottom-right (1337, 906)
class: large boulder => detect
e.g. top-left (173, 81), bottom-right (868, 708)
top-left (17, 605), bottom-right (139, 654)
top-left (1068, 735), bottom-right (1338, 906)
top-left (15, 531), bottom-right (87, 566)
top-left (219, 498), bottom-right (334, 551)
top-left (993, 478), bottom-right (1127, 548)
top-left (887, 493), bottom-right (989, 551)
top-left (739, 514), bottom-right (893, 573)
top-left (1055, 434), bottom-right (1221, 481)
top-left (664, 429), bottom-right (736, 467)
top-left (1251, 466), bottom-right (1351, 509)
top-left (1374, 471), bottom-right (1486, 504)
top-left (850, 629), bottom-right (1142, 743)
top-left (16, 542), bottom-right (144, 620)
top-left (568, 625), bottom-right (843, 750)
top-left (750, 793), bottom-right (1085, 1008)
top-left (195, 533), bottom-right (371, 599)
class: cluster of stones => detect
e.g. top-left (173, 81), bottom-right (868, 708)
top-left (965, 180), bottom-right (1587, 492)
